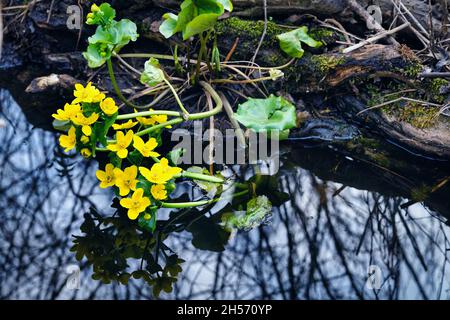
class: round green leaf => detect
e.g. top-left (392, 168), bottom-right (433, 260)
top-left (140, 58), bottom-right (165, 87)
top-left (277, 26), bottom-right (322, 59)
top-left (234, 95), bottom-right (298, 135)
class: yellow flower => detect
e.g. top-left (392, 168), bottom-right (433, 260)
top-left (152, 113), bottom-right (168, 124)
top-left (52, 103), bottom-right (82, 121)
top-left (81, 148), bottom-right (92, 158)
top-left (112, 120), bottom-right (138, 130)
top-left (120, 188), bottom-right (151, 220)
top-left (72, 112), bottom-right (99, 136)
top-left (151, 184), bottom-right (167, 200)
top-left (114, 165), bottom-right (139, 196)
top-left (136, 115), bottom-right (156, 126)
top-left (96, 163), bottom-right (116, 188)
top-left (139, 158), bottom-right (182, 185)
top-left (80, 135), bottom-right (90, 144)
top-left (100, 97), bottom-right (118, 115)
top-left (133, 136), bottom-right (160, 158)
top-left (59, 126), bottom-right (77, 152)
top-left (107, 130), bottom-right (134, 159)
top-left (135, 109), bottom-right (171, 128)
top-left (73, 82), bottom-right (105, 104)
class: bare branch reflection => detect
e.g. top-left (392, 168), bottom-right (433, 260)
top-left (1, 90), bottom-right (450, 299)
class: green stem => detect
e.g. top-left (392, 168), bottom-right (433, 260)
top-left (134, 81), bottom-right (222, 136)
top-left (179, 171), bottom-right (224, 183)
top-left (107, 58), bottom-right (142, 109)
top-left (161, 190), bottom-right (248, 209)
top-left (194, 33), bottom-right (207, 84)
top-left (163, 78), bottom-right (190, 117)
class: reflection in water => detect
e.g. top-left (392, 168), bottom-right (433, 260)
top-left (1, 89), bottom-right (450, 300)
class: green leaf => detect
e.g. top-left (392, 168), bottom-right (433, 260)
top-left (114, 19), bottom-right (139, 52)
top-left (52, 119), bottom-right (71, 132)
top-left (176, 2), bottom-right (196, 34)
top-left (138, 208), bottom-right (158, 232)
top-left (160, 13), bottom-right (178, 38)
top-left (168, 148), bottom-right (186, 166)
top-left (216, 0), bottom-right (233, 12)
top-left (193, 0), bottom-right (224, 15)
top-left (277, 26), bottom-right (322, 58)
top-left (187, 214), bottom-right (230, 252)
top-left (223, 195), bottom-right (272, 231)
top-left (186, 166), bottom-right (222, 198)
top-left (82, 43), bottom-right (112, 68)
top-left (234, 95), bottom-right (297, 138)
top-left (128, 149), bottom-right (144, 166)
top-left (183, 13), bottom-right (220, 40)
top-left (140, 58), bottom-right (165, 87)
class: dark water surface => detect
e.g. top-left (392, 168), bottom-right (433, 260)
top-left (1, 89), bottom-right (450, 300)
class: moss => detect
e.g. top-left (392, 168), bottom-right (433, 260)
top-left (310, 55), bottom-right (345, 74)
top-left (426, 78), bottom-right (449, 104)
top-left (400, 62), bottom-right (423, 78)
top-left (383, 102), bottom-right (438, 129)
top-left (216, 17), bottom-right (286, 47)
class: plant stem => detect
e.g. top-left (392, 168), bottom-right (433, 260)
top-left (163, 78), bottom-right (190, 117)
top-left (212, 76), bottom-right (275, 84)
top-left (134, 81), bottom-right (222, 136)
top-left (161, 190), bottom-right (248, 209)
top-left (107, 58), bottom-right (142, 109)
top-left (180, 171), bottom-right (224, 183)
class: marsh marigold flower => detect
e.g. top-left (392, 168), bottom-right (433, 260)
top-left (113, 165), bottom-right (139, 196)
top-left (112, 120), bottom-right (138, 130)
top-left (107, 130), bottom-right (134, 159)
top-left (120, 188), bottom-right (151, 220)
top-left (52, 103), bottom-right (82, 122)
top-left (139, 158), bottom-right (182, 185)
top-left (100, 97), bottom-right (118, 115)
top-left (80, 135), bottom-right (90, 144)
top-left (59, 126), bottom-right (77, 152)
top-left (133, 136), bottom-right (160, 158)
top-left (96, 163), bottom-right (116, 188)
top-left (151, 184), bottom-right (167, 200)
top-left (73, 82), bottom-right (105, 104)
top-left (81, 148), bottom-right (92, 158)
top-left (72, 112), bottom-right (99, 136)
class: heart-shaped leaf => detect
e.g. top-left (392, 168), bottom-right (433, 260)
top-left (234, 95), bottom-right (297, 138)
top-left (160, 13), bottom-right (179, 38)
top-left (140, 58), bottom-right (165, 87)
top-left (277, 26), bottom-right (322, 58)
top-left (183, 13), bottom-right (220, 40)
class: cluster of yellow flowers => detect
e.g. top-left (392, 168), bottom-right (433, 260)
top-left (53, 82), bottom-right (118, 156)
top-left (96, 158), bottom-right (182, 220)
top-left (55, 82), bottom-right (183, 222)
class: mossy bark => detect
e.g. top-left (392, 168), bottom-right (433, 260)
top-left (1, 0), bottom-right (449, 159)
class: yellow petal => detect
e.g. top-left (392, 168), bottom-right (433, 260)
top-left (117, 148), bottom-right (128, 159)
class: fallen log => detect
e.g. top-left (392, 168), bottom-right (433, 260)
top-left (0, 0), bottom-right (449, 161)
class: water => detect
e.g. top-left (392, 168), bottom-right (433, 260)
top-left (1, 89), bottom-right (450, 300)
